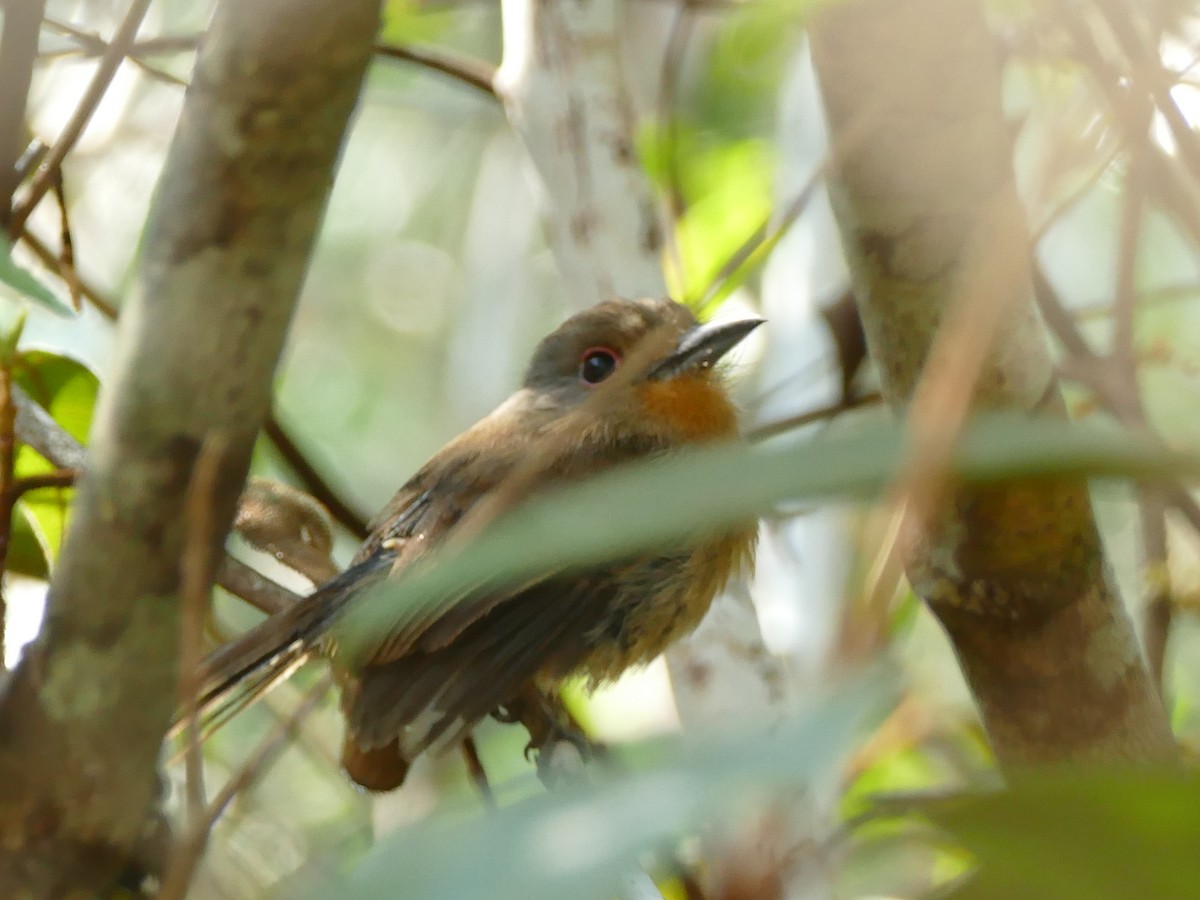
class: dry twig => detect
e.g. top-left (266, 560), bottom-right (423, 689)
top-left (8, 0), bottom-right (155, 237)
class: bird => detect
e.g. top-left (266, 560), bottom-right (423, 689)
top-left (199, 297), bottom-right (763, 791)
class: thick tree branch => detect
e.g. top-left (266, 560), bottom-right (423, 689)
top-left (495, 0), bottom-right (667, 308)
top-left (810, 0), bottom-right (1176, 766)
top-left (0, 0), bottom-right (381, 892)
top-left (263, 413), bottom-right (368, 538)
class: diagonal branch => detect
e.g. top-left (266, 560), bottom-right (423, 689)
top-left (7, 0), bottom-right (154, 238)
top-left (374, 41), bottom-right (496, 97)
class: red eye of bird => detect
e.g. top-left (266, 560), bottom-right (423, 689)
top-left (579, 347), bottom-right (620, 385)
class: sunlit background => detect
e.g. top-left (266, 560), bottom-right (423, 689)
top-left (6, 0), bottom-right (1200, 897)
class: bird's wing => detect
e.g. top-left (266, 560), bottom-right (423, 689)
top-left (193, 480), bottom-right (453, 720)
top-left (350, 416), bottom-right (669, 666)
top-left (344, 564), bottom-right (633, 753)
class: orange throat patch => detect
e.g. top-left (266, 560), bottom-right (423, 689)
top-left (636, 376), bottom-right (738, 441)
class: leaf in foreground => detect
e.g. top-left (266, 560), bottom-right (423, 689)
top-left (323, 674), bottom-right (890, 900)
top-left (911, 769), bottom-right (1200, 899)
top-left (333, 414), bottom-right (1200, 666)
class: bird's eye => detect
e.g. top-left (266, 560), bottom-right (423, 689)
top-left (579, 347), bottom-right (620, 385)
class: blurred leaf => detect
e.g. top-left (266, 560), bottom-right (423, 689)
top-left (844, 746), bottom-right (944, 824)
top-left (0, 235), bottom-right (73, 316)
top-left (7, 505), bottom-right (48, 579)
top-left (695, 7), bottom-right (804, 138)
top-left (0, 307), bottom-right (26, 366)
top-left (16, 350), bottom-right (98, 442)
top-left (334, 414), bottom-right (1200, 665)
top-left (325, 672), bottom-right (889, 900)
top-left (916, 769), bottom-right (1200, 899)
top-left (887, 589), bottom-right (922, 639)
top-left (380, 0), bottom-right (455, 44)
top-left (13, 352), bottom-right (98, 565)
top-left (639, 128), bottom-right (777, 307)
top-left (16, 458), bottom-right (70, 564)
top-left (674, 140), bottom-right (775, 305)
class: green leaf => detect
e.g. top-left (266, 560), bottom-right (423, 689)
top-left (13, 353), bottom-right (98, 566)
top-left (913, 769), bottom-right (1200, 899)
top-left (639, 129), bottom-right (776, 306)
top-left (697, 9), bottom-right (804, 139)
top-left (7, 506), bottom-right (48, 579)
top-left (0, 234), bottom-right (74, 317)
top-left (324, 672), bottom-right (889, 900)
top-left (332, 414), bottom-right (1200, 667)
top-left (379, 0), bottom-right (455, 45)
top-left (16, 350), bottom-right (99, 442)
top-left (0, 307), bottom-right (26, 366)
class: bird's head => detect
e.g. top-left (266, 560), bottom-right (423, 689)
top-left (521, 298), bottom-right (763, 445)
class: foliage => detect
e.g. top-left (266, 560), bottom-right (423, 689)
top-left (4, 0), bottom-right (1200, 897)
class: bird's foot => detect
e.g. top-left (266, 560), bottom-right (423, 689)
top-left (496, 687), bottom-right (604, 787)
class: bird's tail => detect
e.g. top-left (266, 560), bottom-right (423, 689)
top-left (187, 551), bottom-right (397, 734)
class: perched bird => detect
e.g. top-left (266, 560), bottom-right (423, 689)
top-left (201, 297), bottom-right (762, 791)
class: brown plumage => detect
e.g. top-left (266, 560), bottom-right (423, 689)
top-left (200, 297), bottom-right (761, 791)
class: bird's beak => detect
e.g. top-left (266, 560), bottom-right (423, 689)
top-left (645, 316), bottom-right (765, 381)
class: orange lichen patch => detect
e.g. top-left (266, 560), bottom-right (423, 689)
top-left (636, 375), bottom-right (739, 441)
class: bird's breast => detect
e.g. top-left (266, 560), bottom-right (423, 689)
top-left (551, 527), bottom-right (756, 686)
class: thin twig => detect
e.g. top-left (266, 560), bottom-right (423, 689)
top-left (1057, 5), bottom-right (1200, 255)
top-left (694, 168), bottom-right (823, 310)
top-left (1031, 140), bottom-right (1120, 244)
top-left (40, 18), bottom-right (199, 58)
top-left (180, 436), bottom-right (232, 826)
top-left (1073, 280), bottom-right (1200, 320)
top-left (8, 0), bottom-right (155, 238)
top-left (745, 392), bottom-right (881, 443)
top-left (39, 16), bottom-right (191, 87)
top-left (157, 675), bottom-right (332, 900)
top-left (1031, 263), bottom-right (1093, 358)
top-left (215, 555), bottom-right (300, 617)
top-left (25, 230), bottom-right (367, 545)
top-left (1033, 266), bottom-right (1200, 535)
top-left (693, 95), bottom-right (887, 312)
top-left (263, 414), bottom-right (368, 538)
top-left (1144, 122), bottom-right (1200, 251)
top-left (16, 226), bottom-right (119, 317)
top-left (1102, 81), bottom-right (1178, 692)
top-left (1094, 3), bottom-right (1200, 182)
top-left (1111, 122), bottom-right (1148, 380)
top-left (0, 0), bottom-right (46, 226)
top-left (49, 169), bottom-right (81, 310)
top-left (374, 42), bottom-right (496, 97)
top-left (460, 735), bottom-right (496, 808)
top-left (9, 468), bottom-right (77, 500)
top-left (14, 375), bottom-right (333, 625)
top-left (1141, 489), bottom-right (1172, 692)
top-left (656, 2), bottom-right (695, 291)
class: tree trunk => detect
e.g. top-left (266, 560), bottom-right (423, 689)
top-left (0, 0), bottom-right (380, 892)
top-left (809, 0), bottom-right (1176, 766)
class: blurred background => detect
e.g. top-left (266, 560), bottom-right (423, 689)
top-left (6, 0), bottom-right (1200, 896)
